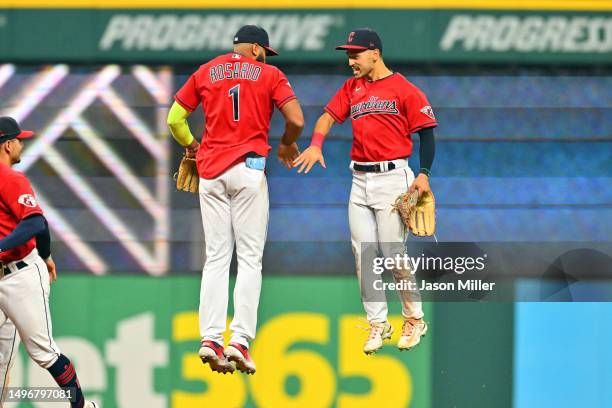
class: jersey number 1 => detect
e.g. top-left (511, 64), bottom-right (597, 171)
top-left (229, 84), bottom-right (240, 122)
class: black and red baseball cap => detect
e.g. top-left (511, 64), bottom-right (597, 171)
top-left (336, 28), bottom-right (383, 53)
top-left (0, 117), bottom-right (34, 143)
top-left (233, 25), bottom-right (279, 56)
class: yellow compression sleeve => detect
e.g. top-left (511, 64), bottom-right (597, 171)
top-left (167, 101), bottom-right (196, 147)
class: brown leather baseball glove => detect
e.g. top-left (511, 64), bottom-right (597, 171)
top-left (175, 156), bottom-right (199, 193)
top-left (394, 190), bottom-right (436, 236)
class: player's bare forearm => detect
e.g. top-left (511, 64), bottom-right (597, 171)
top-left (167, 102), bottom-right (198, 149)
top-left (313, 111), bottom-right (336, 136)
top-left (279, 99), bottom-right (305, 145)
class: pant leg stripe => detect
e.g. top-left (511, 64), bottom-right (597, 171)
top-left (35, 264), bottom-right (58, 356)
top-left (0, 326), bottom-right (17, 403)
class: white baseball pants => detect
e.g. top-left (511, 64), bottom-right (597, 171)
top-left (0, 317), bottom-right (19, 405)
top-left (198, 162), bottom-right (268, 347)
top-left (349, 160), bottom-right (424, 323)
top-left (0, 249), bottom-right (60, 376)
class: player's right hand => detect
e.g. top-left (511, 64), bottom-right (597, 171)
top-left (45, 256), bottom-right (57, 284)
top-left (293, 146), bottom-right (326, 174)
top-left (409, 173), bottom-right (431, 197)
top-left (277, 142), bottom-right (300, 168)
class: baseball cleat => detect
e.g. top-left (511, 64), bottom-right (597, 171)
top-left (225, 342), bottom-right (256, 374)
top-left (84, 401), bottom-right (98, 408)
top-left (199, 340), bottom-right (235, 374)
top-left (363, 321), bottom-right (393, 355)
top-left (397, 318), bottom-right (428, 351)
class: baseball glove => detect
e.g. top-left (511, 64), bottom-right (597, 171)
top-left (175, 156), bottom-right (199, 193)
top-left (394, 190), bottom-right (436, 236)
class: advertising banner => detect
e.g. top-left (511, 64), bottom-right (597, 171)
top-left (1, 2), bottom-right (611, 63)
top-left (6, 276), bottom-right (432, 408)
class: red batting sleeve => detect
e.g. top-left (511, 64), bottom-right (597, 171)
top-left (272, 70), bottom-right (297, 109)
top-left (403, 86), bottom-right (438, 134)
top-left (174, 74), bottom-right (200, 112)
top-left (1, 175), bottom-right (43, 221)
top-left (324, 80), bottom-right (352, 124)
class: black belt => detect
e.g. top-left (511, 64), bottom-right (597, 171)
top-left (1, 260), bottom-right (28, 276)
top-left (246, 152), bottom-right (264, 158)
top-left (353, 162), bottom-right (396, 173)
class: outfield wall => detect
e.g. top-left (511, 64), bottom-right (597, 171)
top-left (1, 66), bottom-right (609, 273)
top-left (1, 2), bottom-right (612, 64)
top-left (6, 276), bottom-right (513, 408)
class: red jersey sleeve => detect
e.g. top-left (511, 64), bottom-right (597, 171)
top-left (272, 70), bottom-right (296, 109)
top-left (174, 73), bottom-right (200, 112)
top-left (1, 175), bottom-right (43, 221)
top-left (324, 80), bottom-right (352, 124)
top-left (403, 85), bottom-right (438, 134)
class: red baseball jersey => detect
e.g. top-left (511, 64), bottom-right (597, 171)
top-left (0, 162), bottom-right (43, 263)
top-left (325, 73), bottom-right (437, 162)
top-left (175, 53), bottom-right (296, 179)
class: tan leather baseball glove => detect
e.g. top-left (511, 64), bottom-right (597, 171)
top-left (394, 190), bottom-right (436, 236)
top-left (175, 156), bottom-right (199, 193)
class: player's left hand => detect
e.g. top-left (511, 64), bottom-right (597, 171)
top-left (409, 173), bottom-right (431, 197)
top-left (185, 139), bottom-right (200, 159)
top-left (277, 142), bottom-right (300, 168)
top-left (45, 256), bottom-right (57, 284)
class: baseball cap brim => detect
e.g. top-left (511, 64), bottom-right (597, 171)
top-left (263, 45), bottom-right (279, 56)
top-left (17, 130), bottom-right (34, 139)
top-left (335, 44), bottom-right (369, 51)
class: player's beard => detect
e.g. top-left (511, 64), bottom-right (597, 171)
top-left (9, 142), bottom-right (22, 164)
top-left (256, 51), bottom-right (266, 63)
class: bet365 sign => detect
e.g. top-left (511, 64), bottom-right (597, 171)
top-left (8, 277), bottom-right (431, 408)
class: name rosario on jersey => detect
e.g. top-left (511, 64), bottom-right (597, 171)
top-left (350, 96), bottom-right (399, 119)
top-left (210, 62), bottom-right (262, 83)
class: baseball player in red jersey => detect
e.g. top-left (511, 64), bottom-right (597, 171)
top-left (0, 117), bottom-right (97, 407)
top-left (167, 25), bottom-right (304, 374)
top-left (294, 28), bottom-right (437, 354)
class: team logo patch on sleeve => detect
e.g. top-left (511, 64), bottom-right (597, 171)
top-left (420, 105), bottom-right (436, 119)
top-left (18, 194), bottom-right (37, 208)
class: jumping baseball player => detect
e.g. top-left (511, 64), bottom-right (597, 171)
top-left (294, 28), bottom-right (437, 354)
top-left (167, 25), bottom-right (304, 374)
top-left (0, 117), bottom-right (97, 407)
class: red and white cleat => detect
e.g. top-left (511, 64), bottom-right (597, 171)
top-left (198, 340), bottom-right (235, 374)
top-left (224, 342), bottom-right (256, 375)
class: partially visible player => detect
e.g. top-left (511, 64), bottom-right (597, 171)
top-left (0, 117), bottom-right (97, 408)
top-left (0, 318), bottom-right (18, 407)
top-left (167, 25), bottom-right (304, 374)
top-left (294, 28), bottom-right (437, 354)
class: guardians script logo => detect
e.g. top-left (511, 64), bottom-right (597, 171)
top-left (350, 96), bottom-right (399, 119)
